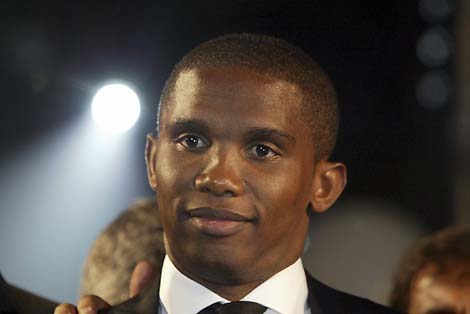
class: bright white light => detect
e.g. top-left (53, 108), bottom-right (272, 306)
top-left (92, 84), bottom-right (141, 133)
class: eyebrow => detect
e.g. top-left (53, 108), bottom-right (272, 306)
top-left (166, 119), bottom-right (210, 136)
top-left (245, 127), bottom-right (296, 145)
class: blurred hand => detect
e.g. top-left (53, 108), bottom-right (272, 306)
top-left (53, 295), bottom-right (110, 314)
top-left (129, 260), bottom-right (156, 298)
top-left (54, 260), bottom-right (156, 314)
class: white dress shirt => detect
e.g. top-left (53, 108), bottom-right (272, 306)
top-left (159, 255), bottom-right (311, 314)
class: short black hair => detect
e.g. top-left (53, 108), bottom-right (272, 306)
top-left (157, 33), bottom-right (339, 160)
top-left (389, 226), bottom-right (470, 312)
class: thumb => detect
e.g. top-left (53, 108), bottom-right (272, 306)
top-left (129, 260), bottom-right (156, 297)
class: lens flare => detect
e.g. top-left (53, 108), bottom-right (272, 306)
top-left (92, 84), bottom-right (141, 133)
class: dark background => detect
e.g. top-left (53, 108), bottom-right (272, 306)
top-left (0, 0), bottom-right (458, 303)
top-left (1, 0), bottom-right (454, 228)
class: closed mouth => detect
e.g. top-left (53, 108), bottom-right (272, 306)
top-left (185, 207), bottom-right (255, 237)
top-left (187, 207), bottom-right (254, 222)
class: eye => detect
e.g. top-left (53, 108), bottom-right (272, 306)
top-left (176, 134), bottom-right (208, 150)
top-left (248, 144), bottom-right (279, 159)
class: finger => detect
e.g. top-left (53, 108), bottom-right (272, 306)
top-left (54, 303), bottom-right (77, 314)
top-left (77, 295), bottom-right (110, 314)
top-left (129, 260), bottom-right (156, 297)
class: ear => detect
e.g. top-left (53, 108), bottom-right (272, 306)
top-left (145, 134), bottom-right (159, 191)
top-left (309, 160), bottom-right (347, 213)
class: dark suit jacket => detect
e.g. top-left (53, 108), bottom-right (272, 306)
top-left (103, 265), bottom-right (403, 314)
top-left (0, 273), bottom-right (58, 314)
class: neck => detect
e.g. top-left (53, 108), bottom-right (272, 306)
top-left (167, 254), bottom-right (270, 301)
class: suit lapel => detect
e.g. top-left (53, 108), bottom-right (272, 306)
top-left (305, 271), bottom-right (324, 314)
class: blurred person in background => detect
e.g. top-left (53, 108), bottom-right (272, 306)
top-left (1, 199), bottom-right (160, 314)
top-left (80, 198), bottom-right (163, 305)
top-left (390, 226), bottom-right (470, 314)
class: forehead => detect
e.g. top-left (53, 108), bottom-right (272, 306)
top-left (163, 67), bottom-right (307, 132)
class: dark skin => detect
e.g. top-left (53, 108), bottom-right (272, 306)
top-left (147, 66), bottom-right (346, 300)
top-left (54, 66), bottom-right (346, 313)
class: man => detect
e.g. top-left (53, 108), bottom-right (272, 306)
top-left (56, 33), bottom-right (401, 314)
top-left (389, 226), bottom-right (470, 314)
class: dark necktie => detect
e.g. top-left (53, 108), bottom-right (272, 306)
top-left (197, 301), bottom-right (267, 314)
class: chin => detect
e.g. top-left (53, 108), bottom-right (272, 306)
top-left (176, 241), bottom-right (259, 284)
top-left (196, 257), bottom-right (254, 285)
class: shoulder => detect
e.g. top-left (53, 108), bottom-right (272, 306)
top-left (1, 273), bottom-right (58, 314)
top-left (306, 273), bottom-right (405, 314)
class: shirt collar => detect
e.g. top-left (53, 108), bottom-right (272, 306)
top-left (159, 255), bottom-right (228, 314)
top-left (240, 258), bottom-right (308, 314)
top-left (159, 255), bottom-right (308, 314)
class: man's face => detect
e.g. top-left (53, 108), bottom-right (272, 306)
top-left (409, 263), bottom-right (470, 314)
top-left (148, 66), bottom-right (319, 286)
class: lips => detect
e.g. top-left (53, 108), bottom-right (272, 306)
top-left (186, 207), bottom-right (254, 237)
top-left (188, 207), bottom-right (252, 221)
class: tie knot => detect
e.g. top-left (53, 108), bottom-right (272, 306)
top-left (198, 301), bottom-right (267, 314)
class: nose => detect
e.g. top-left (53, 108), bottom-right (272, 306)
top-left (194, 152), bottom-right (244, 197)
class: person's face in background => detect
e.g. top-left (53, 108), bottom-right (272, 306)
top-left (409, 262), bottom-right (470, 314)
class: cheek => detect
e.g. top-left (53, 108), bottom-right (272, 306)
top-left (156, 147), bottom-right (198, 192)
top-left (250, 164), bottom-right (312, 230)
top-left (254, 163), bottom-right (311, 208)
top-left (155, 149), bottom-right (196, 228)
top-left (254, 169), bottom-right (311, 254)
